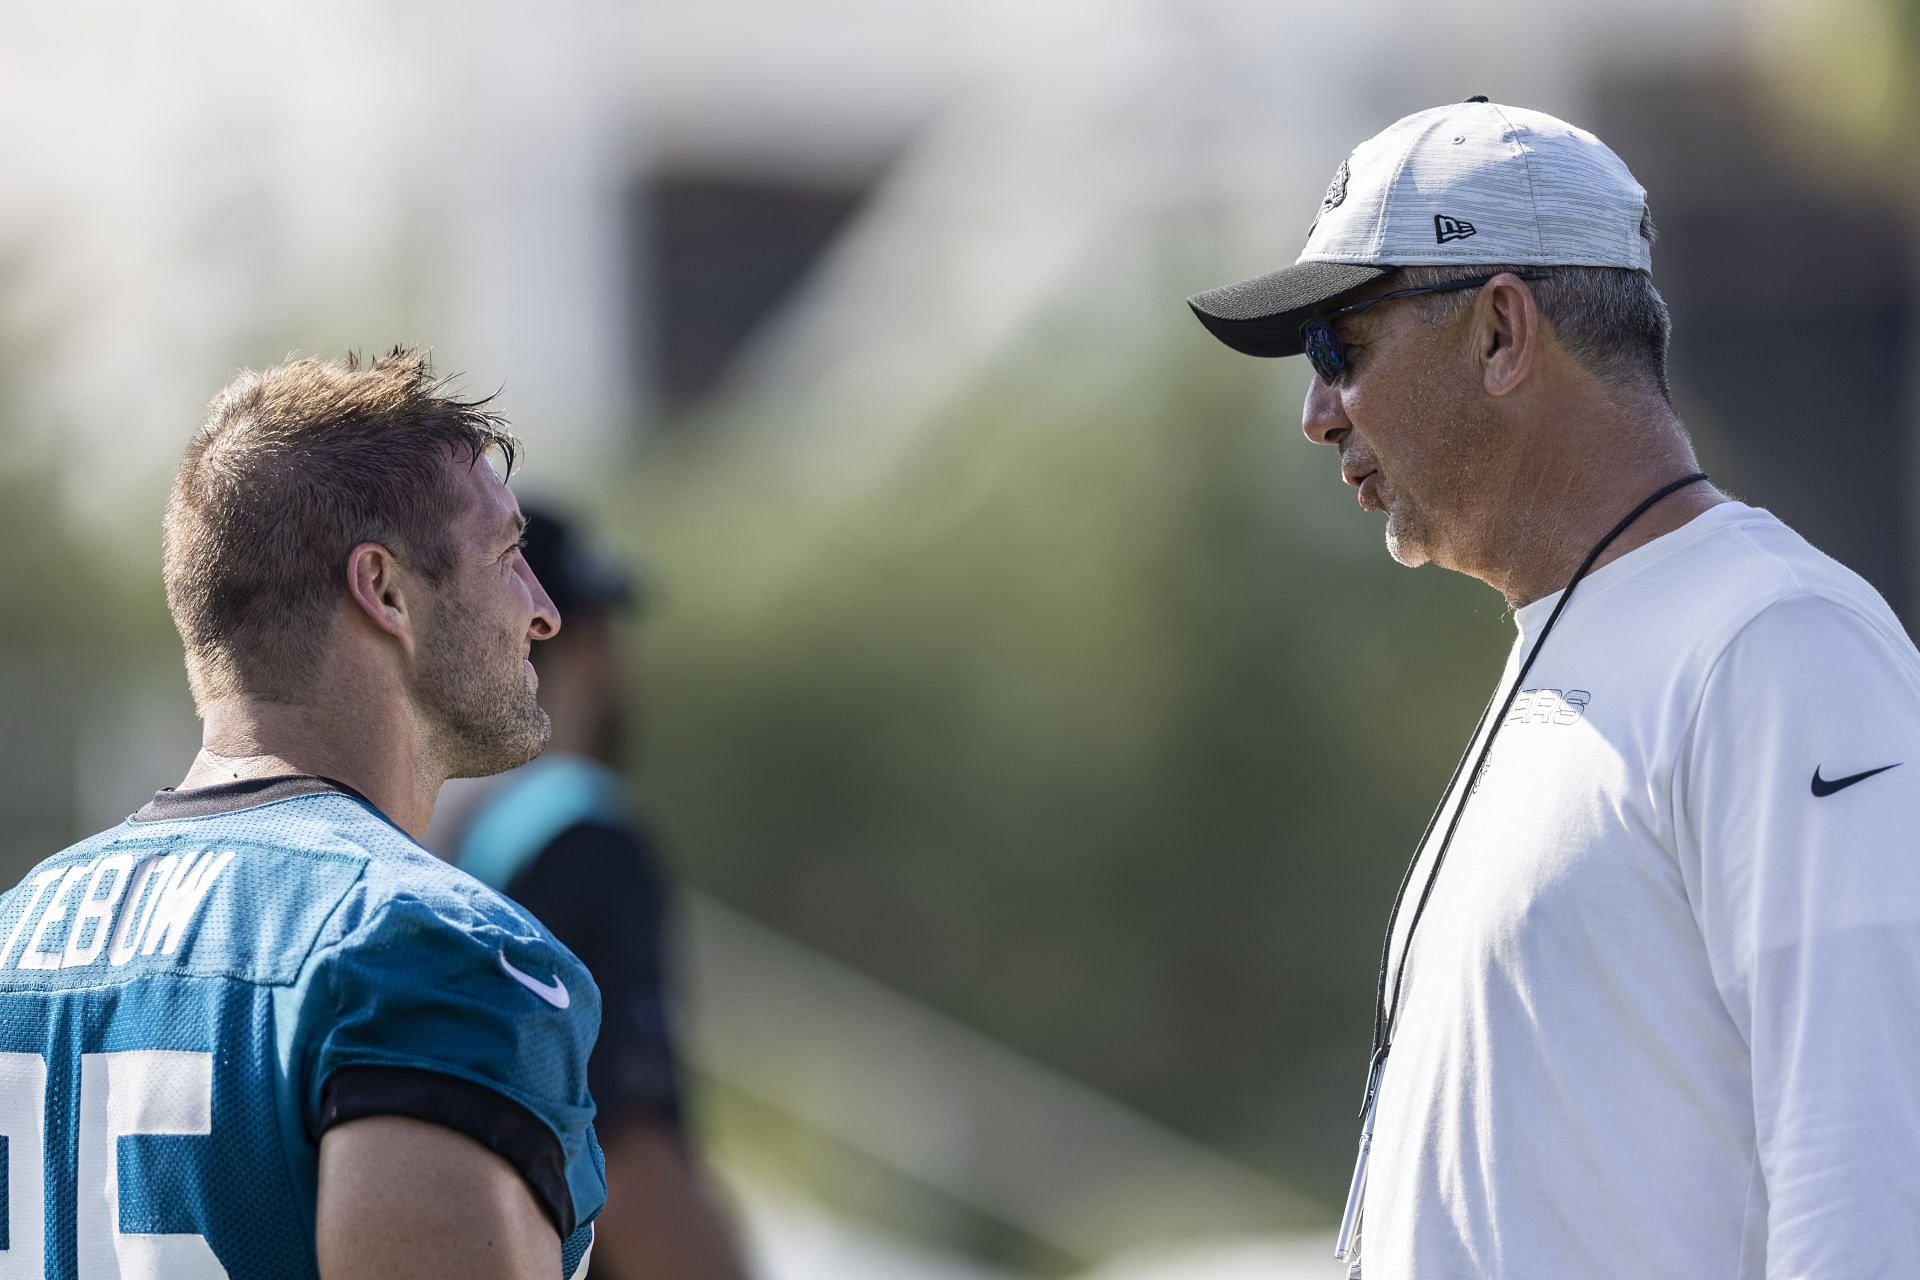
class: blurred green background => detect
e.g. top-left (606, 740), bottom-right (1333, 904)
top-left (2, 2), bottom-right (1916, 1276)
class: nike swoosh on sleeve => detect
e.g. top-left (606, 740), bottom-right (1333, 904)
top-left (1810, 762), bottom-right (1901, 797)
top-left (497, 950), bottom-right (572, 1009)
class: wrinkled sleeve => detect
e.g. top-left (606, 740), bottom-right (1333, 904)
top-left (1677, 594), bottom-right (1920, 1276)
top-left (307, 890), bottom-right (607, 1265)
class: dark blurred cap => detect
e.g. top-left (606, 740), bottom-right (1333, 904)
top-left (519, 503), bottom-right (642, 620)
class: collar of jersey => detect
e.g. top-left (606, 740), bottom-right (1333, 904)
top-left (131, 774), bottom-right (382, 825)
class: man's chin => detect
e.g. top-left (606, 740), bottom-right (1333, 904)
top-left (444, 708), bottom-right (552, 780)
top-left (1384, 516), bottom-right (1432, 569)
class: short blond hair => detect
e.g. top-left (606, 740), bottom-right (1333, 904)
top-left (163, 347), bottom-right (519, 708)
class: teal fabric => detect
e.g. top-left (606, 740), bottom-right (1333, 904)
top-left (455, 754), bottom-right (630, 892)
top-left (0, 790), bottom-right (606, 1278)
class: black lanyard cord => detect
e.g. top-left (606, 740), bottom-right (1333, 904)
top-left (1359, 471), bottom-right (1709, 1113)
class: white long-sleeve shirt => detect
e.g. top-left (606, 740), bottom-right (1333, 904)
top-left (1354, 501), bottom-right (1920, 1278)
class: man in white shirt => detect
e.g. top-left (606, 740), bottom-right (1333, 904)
top-left (1186, 99), bottom-right (1920, 1277)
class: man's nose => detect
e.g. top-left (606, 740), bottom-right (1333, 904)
top-left (1302, 375), bottom-right (1349, 447)
top-left (521, 562), bottom-right (562, 641)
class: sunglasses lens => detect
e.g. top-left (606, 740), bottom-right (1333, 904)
top-left (1303, 321), bottom-right (1343, 383)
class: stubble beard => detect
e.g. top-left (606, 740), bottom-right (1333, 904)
top-left (415, 603), bottom-right (552, 780)
top-left (1383, 489), bottom-right (1434, 568)
top-left (1379, 391), bottom-right (1497, 574)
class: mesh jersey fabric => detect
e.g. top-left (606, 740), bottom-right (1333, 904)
top-left (0, 776), bottom-right (606, 1279)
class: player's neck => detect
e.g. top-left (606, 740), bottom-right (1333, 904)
top-left (1469, 400), bottom-right (1720, 608)
top-left (185, 698), bottom-right (443, 839)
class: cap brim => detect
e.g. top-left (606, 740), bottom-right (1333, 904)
top-left (1186, 261), bottom-right (1391, 358)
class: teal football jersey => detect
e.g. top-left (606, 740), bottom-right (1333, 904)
top-left (0, 776), bottom-right (606, 1278)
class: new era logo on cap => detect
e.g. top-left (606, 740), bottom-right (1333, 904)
top-left (1434, 214), bottom-right (1477, 243)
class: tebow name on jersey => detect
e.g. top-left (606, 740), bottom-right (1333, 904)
top-left (0, 850), bottom-right (236, 972)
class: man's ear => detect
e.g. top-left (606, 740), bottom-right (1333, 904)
top-left (345, 542), bottom-right (418, 657)
top-left (1474, 273), bottom-right (1542, 397)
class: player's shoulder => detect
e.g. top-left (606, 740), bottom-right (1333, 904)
top-left (0, 778), bottom-right (394, 988)
top-left (289, 792), bottom-right (590, 996)
top-left (1659, 502), bottom-right (1909, 654)
top-left (344, 805), bottom-right (542, 936)
top-left (0, 774), bottom-right (572, 990)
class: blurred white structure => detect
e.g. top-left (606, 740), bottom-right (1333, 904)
top-left (0, 0), bottom-right (1785, 519)
top-left (1076, 1236), bottom-right (1339, 1280)
top-left (685, 895), bottom-right (1317, 1263)
top-left (738, 1188), bottom-right (1019, 1280)
top-left (736, 1195), bottom-right (1333, 1280)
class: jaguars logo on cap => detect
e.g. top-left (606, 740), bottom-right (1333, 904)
top-left (1308, 158), bottom-right (1350, 236)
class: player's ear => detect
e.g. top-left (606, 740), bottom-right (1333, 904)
top-left (345, 542), bottom-right (418, 654)
top-left (1476, 272), bottom-right (1540, 397)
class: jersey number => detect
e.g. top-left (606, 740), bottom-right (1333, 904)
top-left (0, 1050), bottom-right (228, 1278)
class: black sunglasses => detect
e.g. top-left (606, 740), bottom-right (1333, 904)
top-left (1300, 270), bottom-right (1554, 384)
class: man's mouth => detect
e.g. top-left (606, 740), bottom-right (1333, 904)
top-left (1344, 467), bottom-right (1380, 511)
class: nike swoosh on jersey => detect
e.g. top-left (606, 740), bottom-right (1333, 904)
top-left (1810, 762), bottom-right (1901, 797)
top-left (498, 950), bottom-right (571, 1009)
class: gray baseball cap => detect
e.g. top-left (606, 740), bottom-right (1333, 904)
top-left (1188, 99), bottom-right (1655, 358)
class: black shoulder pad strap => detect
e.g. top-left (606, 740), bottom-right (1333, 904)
top-left (318, 1065), bottom-right (575, 1238)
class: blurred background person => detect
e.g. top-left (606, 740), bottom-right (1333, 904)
top-left (429, 504), bottom-right (753, 1280)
